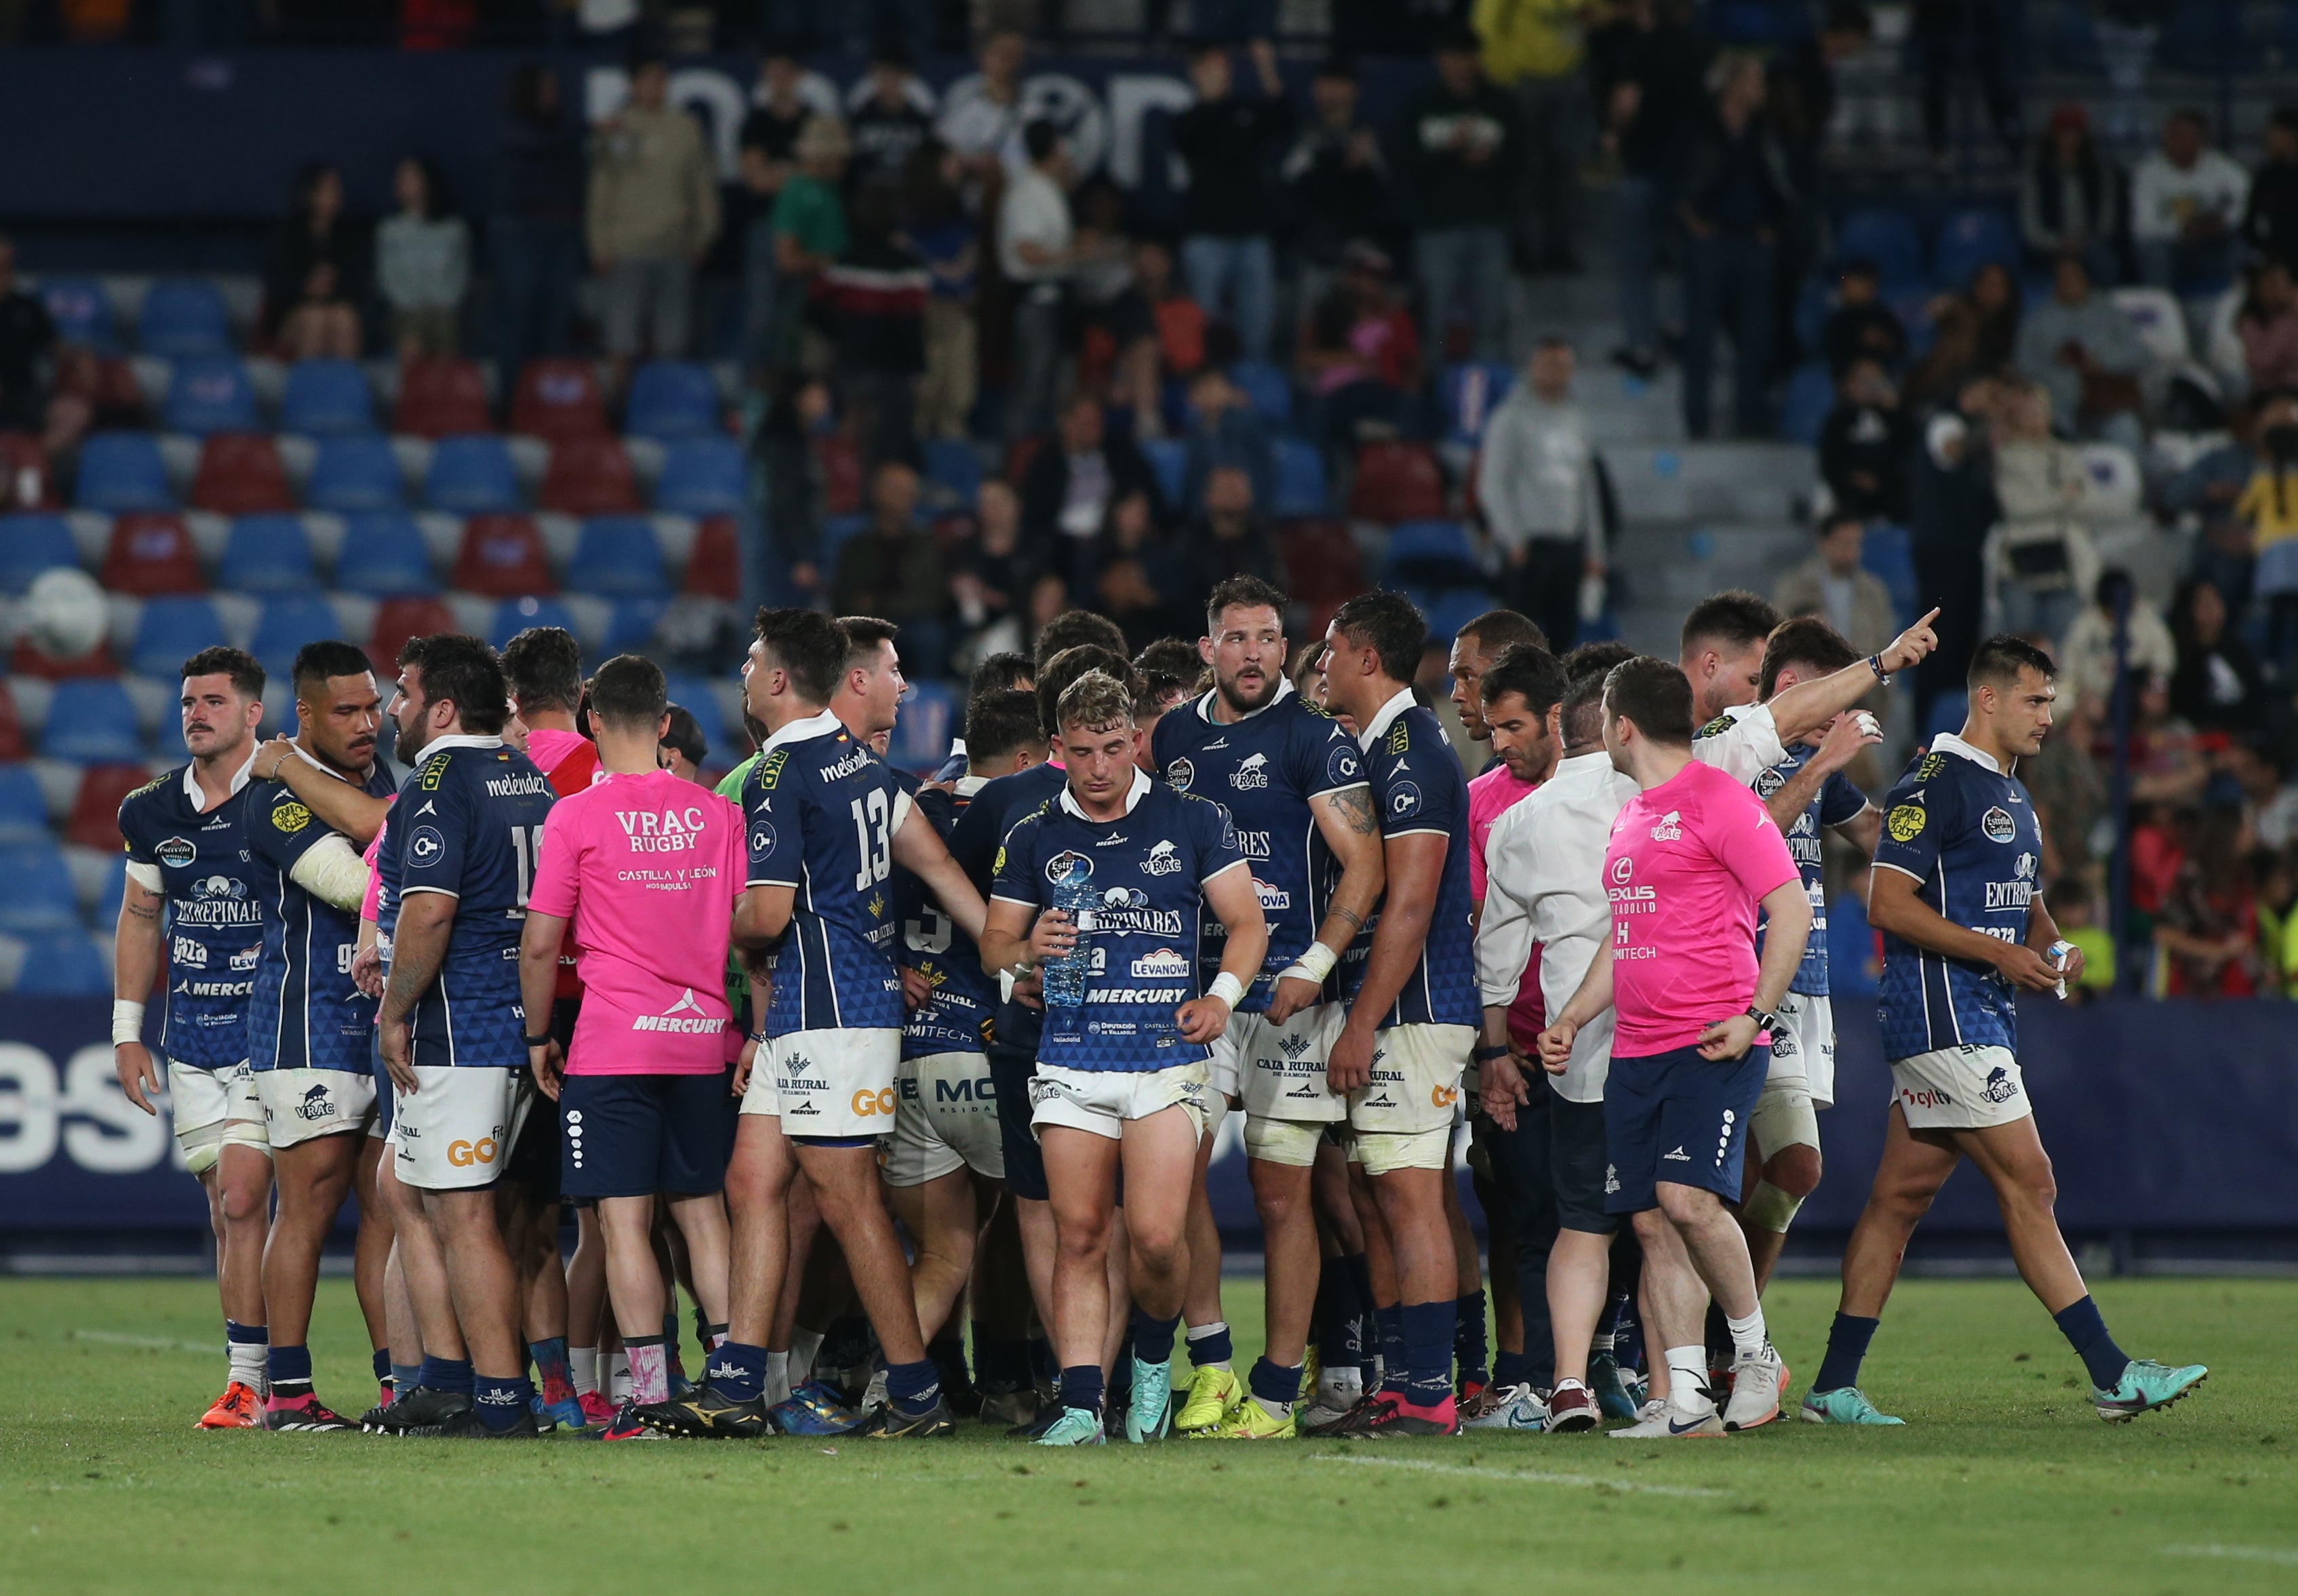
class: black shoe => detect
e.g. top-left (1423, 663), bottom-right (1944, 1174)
top-left (1301, 1390), bottom-right (1398, 1437)
top-left (638, 1383), bottom-right (772, 1439)
top-left (362, 1385), bottom-right (473, 1435)
top-left (861, 1397), bottom-right (956, 1438)
top-left (1009, 1402), bottom-right (1065, 1439)
top-left (931, 1344), bottom-right (982, 1418)
top-left (430, 1405), bottom-right (542, 1439)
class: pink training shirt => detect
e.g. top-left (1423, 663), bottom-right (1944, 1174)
top-left (1605, 759), bottom-right (1799, 1058)
top-left (1467, 761), bottom-right (1546, 1047)
top-left (526, 768), bottom-right (747, 1075)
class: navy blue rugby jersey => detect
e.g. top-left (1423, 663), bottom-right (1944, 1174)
top-left (894, 778), bottom-right (998, 1060)
top-left (246, 757), bottom-right (397, 1073)
top-left (991, 770), bottom-right (1247, 1073)
top-left (118, 763), bottom-right (264, 1069)
top-left (1871, 734), bottom-right (2044, 1058)
top-left (947, 759), bottom-right (1067, 1056)
top-left (1751, 742), bottom-right (1869, 998)
top-left (1152, 681), bottom-right (1366, 1010)
top-left (1339, 693), bottom-right (1480, 1030)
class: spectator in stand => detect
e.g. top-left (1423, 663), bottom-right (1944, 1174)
top-left (1775, 513), bottom-right (1897, 660)
top-left (2021, 102), bottom-right (2120, 287)
top-left (262, 163), bottom-right (365, 359)
top-left (1295, 241), bottom-right (1421, 451)
top-left (2236, 260), bottom-right (2298, 396)
top-left (1174, 462), bottom-right (1286, 598)
top-left (1280, 56), bottom-right (1396, 321)
top-left (1766, 3), bottom-right (1872, 369)
top-left (2059, 568), bottom-right (2177, 717)
top-left (1989, 380), bottom-right (2100, 639)
top-left (1903, 294), bottom-right (1981, 416)
top-left (2156, 807), bottom-right (2264, 999)
top-left (1472, 0), bottom-right (1594, 275)
top-left (1000, 119), bottom-right (1075, 442)
top-left (1676, 51), bottom-right (1794, 439)
top-left (2230, 741), bottom-right (2298, 850)
top-left (2131, 108), bottom-right (2249, 293)
top-left (1086, 488), bottom-right (1187, 652)
top-left (1400, 24), bottom-right (1525, 362)
top-left (2164, 395), bottom-right (2270, 620)
top-left (376, 157), bottom-right (470, 362)
top-left (1587, 0), bottom-right (1711, 380)
top-left (1908, 380), bottom-right (2003, 723)
top-left (1135, 240), bottom-right (1207, 384)
top-left (2167, 578), bottom-right (2265, 734)
top-left (2242, 108), bottom-right (2298, 273)
top-left (588, 52), bottom-right (720, 367)
top-left (906, 142), bottom-right (979, 441)
top-left (738, 49), bottom-right (814, 374)
top-left (1066, 182), bottom-right (1163, 436)
top-left (831, 460), bottom-right (950, 676)
top-left (936, 28), bottom-right (1030, 193)
top-left (1907, 0), bottom-right (2021, 160)
top-left (848, 43), bottom-right (934, 197)
top-left (2238, 408), bottom-right (2298, 675)
top-left (769, 117), bottom-right (852, 372)
top-left (2023, 686), bottom-right (2105, 881)
top-left (1178, 363), bottom-right (1275, 513)
top-left (2042, 879), bottom-right (2115, 1001)
top-left (951, 477), bottom-right (1030, 656)
top-left (2128, 669), bottom-right (2208, 808)
top-left (1476, 336), bottom-right (1602, 650)
top-left (492, 64), bottom-right (587, 377)
top-left (1170, 38), bottom-right (1294, 365)
top-left (0, 233), bottom-right (55, 432)
top-left (757, 371), bottom-right (832, 599)
top-left (1019, 391), bottom-right (1164, 591)
top-left (821, 182), bottom-right (927, 473)
top-left (1968, 260), bottom-right (2023, 372)
top-left (1818, 357), bottom-right (1912, 521)
top-left (1821, 259), bottom-right (1907, 375)
top-left (2014, 252), bottom-right (2146, 450)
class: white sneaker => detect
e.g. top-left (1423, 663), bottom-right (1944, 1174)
top-left (856, 1367), bottom-right (888, 1418)
top-left (1462, 1382), bottom-right (1549, 1431)
top-left (1721, 1342), bottom-right (1787, 1433)
top-left (1608, 1398), bottom-right (1724, 1439)
top-left (1301, 1370), bottom-right (1363, 1431)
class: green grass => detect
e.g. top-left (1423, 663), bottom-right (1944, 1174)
top-left (3, 1277), bottom-right (2294, 1595)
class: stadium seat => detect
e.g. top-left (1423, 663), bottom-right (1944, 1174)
top-left (1277, 518), bottom-right (1365, 606)
top-left (39, 276), bottom-right (117, 352)
top-left (818, 435), bottom-right (863, 515)
top-left (0, 841), bottom-right (82, 935)
top-left (683, 513), bottom-right (740, 597)
top-left (452, 514), bottom-right (556, 597)
top-left (393, 356), bottom-right (492, 438)
top-left (370, 595), bottom-right (458, 670)
top-left (1861, 520), bottom-right (1920, 625)
top-left (1781, 362), bottom-right (1836, 447)
top-left (129, 594), bottom-right (226, 676)
top-left (1385, 519), bottom-right (1482, 586)
top-left (2109, 287), bottom-right (2190, 366)
top-left (1141, 437), bottom-right (1187, 506)
top-left (74, 431), bottom-right (174, 511)
top-left (102, 512), bottom-right (205, 595)
top-left (95, 847), bottom-right (126, 923)
top-left (888, 679), bottom-right (957, 771)
top-left (922, 438), bottom-right (983, 505)
top-left (488, 595), bottom-right (576, 650)
top-left (1835, 208), bottom-right (1925, 292)
top-left (250, 595), bottom-right (340, 681)
top-left (821, 513), bottom-right (869, 569)
top-left (190, 433), bottom-right (295, 514)
top-left (625, 361), bottom-right (722, 441)
top-left (218, 514), bottom-right (320, 594)
top-left (601, 597), bottom-right (669, 653)
top-left (0, 513), bottom-right (79, 595)
top-left (279, 358), bottom-right (378, 436)
top-left (1228, 359), bottom-right (1293, 426)
top-left (1931, 208), bottom-right (2020, 292)
top-left (538, 435), bottom-right (639, 515)
top-left (424, 434), bottom-right (522, 513)
top-left (567, 516), bottom-right (667, 598)
top-left (1270, 438), bottom-right (1327, 517)
top-left (40, 677), bottom-right (144, 763)
top-left (161, 355), bottom-right (260, 436)
top-left (136, 278), bottom-right (232, 358)
top-left (16, 934), bottom-right (111, 995)
top-left (305, 435), bottom-right (405, 512)
top-left (0, 431), bottom-right (56, 508)
top-left (665, 674), bottom-right (733, 752)
top-left (64, 763), bottom-right (149, 851)
top-left (510, 358), bottom-right (610, 439)
top-left (1348, 441), bottom-right (1445, 521)
top-left (0, 687), bottom-right (27, 760)
top-left (1423, 588), bottom-right (1492, 647)
top-left (1440, 361), bottom-right (1514, 446)
top-left (653, 436), bottom-right (747, 515)
top-left (0, 763), bottom-right (49, 844)
top-left (332, 511), bottom-right (437, 596)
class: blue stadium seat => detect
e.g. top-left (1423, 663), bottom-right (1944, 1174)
top-left (279, 359), bottom-right (377, 436)
top-left (489, 595), bottom-right (577, 650)
top-left (424, 434), bottom-right (522, 513)
top-left (332, 511), bottom-right (437, 596)
top-left (1826, 891), bottom-right (1879, 997)
top-left (888, 679), bottom-right (957, 771)
top-left (41, 678), bottom-right (144, 763)
top-left (1925, 693), bottom-right (1967, 741)
top-left (922, 438), bottom-right (982, 505)
top-left (665, 674), bottom-right (733, 752)
top-left (1141, 437), bottom-right (1186, 507)
top-left (0, 513), bottom-right (80, 595)
top-left (249, 595), bottom-right (341, 681)
top-left (1271, 438), bottom-right (1328, 517)
top-left (73, 431), bottom-right (174, 511)
top-left (0, 841), bottom-right (81, 935)
top-left (136, 279), bottom-right (232, 358)
top-left (1836, 208), bottom-right (1925, 292)
top-left (625, 361), bottom-right (721, 441)
top-left (1229, 359), bottom-right (1293, 426)
top-left (1781, 362), bottom-right (1836, 446)
top-left (652, 437), bottom-right (746, 515)
top-left (18, 935), bottom-right (112, 995)
top-left (1440, 361), bottom-right (1515, 446)
top-left (822, 512), bottom-right (869, 569)
top-left (1711, 0), bottom-right (1810, 43)
top-left (567, 516), bottom-right (667, 597)
top-left (0, 764), bottom-right (49, 844)
top-left (130, 595), bottom-right (227, 678)
top-left (1421, 588), bottom-right (1491, 647)
top-left (1931, 208), bottom-right (2020, 293)
top-left (95, 851), bottom-right (127, 926)
top-left (162, 355), bottom-right (260, 436)
top-left (1385, 520), bottom-right (1482, 586)
top-left (218, 515), bottom-right (320, 595)
top-left (39, 277), bottom-right (118, 353)
top-left (1861, 520), bottom-right (1920, 626)
top-left (306, 436), bottom-right (405, 512)
top-left (601, 597), bottom-right (668, 653)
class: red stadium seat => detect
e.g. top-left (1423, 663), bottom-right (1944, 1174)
top-left (1348, 441), bottom-right (1446, 522)
top-left (369, 595), bottom-right (459, 672)
top-left (816, 435), bottom-right (862, 516)
top-left (190, 433), bottom-right (295, 515)
top-left (9, 638), bottom-right (117, 679)
top-left (1277, 518), bottom-right (1366, 607)
top-left (451, 513), bottom-right (557, 597)
top-left (684, 513), bottom-right (739, 597)
top-left (510, 359), bottom-right (609, 440)
top-left (538, 435), bottom-right (639, 515)
top-left (393, 356), bottom-right (493, 439)
top-left (101, 511), bottom-right (205, 595)
top-left (66, 763), bottom-right (152, 850)
top-left (0, 683), bottom-right (28, 759)
top-left (0, 432), bottom-right (57, 509)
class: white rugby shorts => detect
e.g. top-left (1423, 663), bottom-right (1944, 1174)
top-left (1030, 1061), bottom-right (1209, 1141)
top-left (883, 1050), bottom-right (1006, 1186)
top-left (390, 1064), bottom-right (532, 1190)
top-left (1212, 1001), bottom-right (1345, 1121)
top-left (167, 1058), bottom-right (267, 1174)
top-left (742, 1027), bottom-right (901, 1139)
top-left (1347, 1023), bottom-right (1473, 1136)
top-left (1889, 1044), bottom-right (2030, 1130)
top-left (254, 1066), bottom-right (376, 1149)
top-left (1765, 990), bottom-right (1837, 1106)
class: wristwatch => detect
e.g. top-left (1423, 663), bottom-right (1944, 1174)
top-left (1471, 1043), bottom-right (1512, 1064)
top-left (1743, 1005), bottom-right (1778, 1035)
top-left (522, 1033), bottom-right (554, 1049)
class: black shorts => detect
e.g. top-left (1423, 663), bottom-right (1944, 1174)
top-left (559, 1072), bottom-right (732, 1200)
top-left (1545, 1092), bottom-right (1614, 1235)
top-left (987, 1037), bottom-right (1048, 1203)
top-left (1604, 1043), bottom-right (1768, 1216)
top-left (503, 997), bottom-right (580, 1198)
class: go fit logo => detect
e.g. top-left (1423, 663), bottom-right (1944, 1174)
top-left (447, 1131), bottom-right (504, 1167)
top-left (850, 1087), bottom-right (897, 1117)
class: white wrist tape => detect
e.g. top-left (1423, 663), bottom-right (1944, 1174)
top-left (1208, 972), bottom-right (1247, 1010)
top-left (112, 999), bottom-right (146, 1046)
top-left (1277, 940), bottom-right (1340, 986)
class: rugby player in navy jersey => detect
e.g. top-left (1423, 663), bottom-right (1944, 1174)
top-left (1806, 637), bottom-right (2208, 1426)
top-left (1152, 576), bottom-right (1387, 1439)
top-left (982, 669), bottom-right (1269, 1445)
top-left (114, 647), bottom-right (274, 1427)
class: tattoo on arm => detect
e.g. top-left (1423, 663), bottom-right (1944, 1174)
top-left (1330, 904), bottom-right (1364, 933)
top-left (125, 898), bottom-right (159, 921)
top-left (1328, 786), bottom-right (1379, 836)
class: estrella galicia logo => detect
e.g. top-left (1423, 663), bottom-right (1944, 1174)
top-left (1047, 850), bottom-right (1092, 885)
top-left (408, 826), bottom-right (446, 866)
top-left (1754, 767), bottom-right (1786, 799)
top-left (157, 836), bottom-right (197, 869)
top-left (1981, 805), bottom-right (2017, 843)
top-left (1166, 757), bottom-right (1195, 793)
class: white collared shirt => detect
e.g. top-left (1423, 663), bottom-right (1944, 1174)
top-left (183, 746), bottom-right (259, 810)
top-left (409, 732), bottom-right (505, 760)
top-left (759, 709), bottom-right (841, 754)
top-left (1929, 730), bottom-right (2007, 776)
top-left (1195, 675), bottom-right (1295, 725)
top-left (1058, 765), bottom-right (1150, 820)
top-left (1355, 686), bottom-right (1419, 754)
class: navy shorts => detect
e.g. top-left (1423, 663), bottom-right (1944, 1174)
top-left (987, 1037), bottom-right (1048, 1202)
top-left (370, 1029), bottom-right (393, 1138)
top-left (559, 1073), bottom-right (732, 1200)
top-left (1603, 1043), bottom-right (1769, 1216)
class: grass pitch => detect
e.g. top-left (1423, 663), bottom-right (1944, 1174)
top-left (3, 1276), bottom-right (2294, 1595)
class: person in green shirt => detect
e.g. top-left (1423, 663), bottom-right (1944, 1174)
top-left (766, 117), bottom-right (851, 367)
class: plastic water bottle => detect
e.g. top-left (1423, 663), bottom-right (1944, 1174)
top-left (1040, 856), bottom-right (1098, 1019)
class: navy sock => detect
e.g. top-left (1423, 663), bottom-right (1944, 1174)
top-left (2053, 1296), bottom-right (2131, 1389)
top-left (420, 1355), bottom-right (475, 1395)
top-left (1341, 1253), bottom-right (1374, 1319)
top-left (1494, 1349), bottom-right (1530, 1389)
top-left (708, 1340), bottom-right (768, 1403)
top-left (927, 1332), bottom-right (971, 1389)
top-left (371, 1348), bottom-right (392, 1384)
top-left (1400, 1300), bottom-right (1454, 1405)
top-left (1454, 1292), bottom-right (1489, 1386)
top-left (391, 1361), bottom-right (422, 1395)
top-left (1374, 1304), bottom-right (1405, 1391)
top-left (473, 1372), bottom-right (531, 1432)
top-left (1185, 1320), bottom-right (1233, 1368)
top-left (977, 1334), bottom-right (1029, 1389)
top-left (1248, 1357), bottom-right (1301, 1410)
top-left (1109, 1328), bottom-right (1135, 1399)
top-left (886, 1357), bottom-right (941, 1412)
top-left (1027, 1336), bottom-right (1057, 1386)
top-left (1059, 1363), bottom-right (1105, 1417)
top-left (1812, 1313), bottom-right (1880, 1394)
top-left (1312, 1262), bottom-right (1348, 1363)
top-left (1130, 1306), bottom-right (1181, 1368)
top-left (267, 1344), bottom-right (313, 1394)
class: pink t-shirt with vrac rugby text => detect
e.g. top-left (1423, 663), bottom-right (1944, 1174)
top-left (526, 768), bottom-right (747, 1075)
top-left (1604, 759), bottom-right (1798, 1058)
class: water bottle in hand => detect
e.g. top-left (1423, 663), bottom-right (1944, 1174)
top-left (1041, 854), bottom-right (1098, 1016)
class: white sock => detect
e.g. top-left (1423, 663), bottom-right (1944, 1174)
top-left (568, 1346), bottom-right (599, 1397)
top-left (628, 1341), bottom-right (669, 1407)
top-left (227, 1337), bottom-right (267, 1391)
top-left (1724, 1306), bottom-right (1768, 1361)
top-left (1665, 1345), bottom-right (1713, 1414)
top-left (1185, 1321), bottom-right (1232, 1372)
top-left (765, 1349), bottom-right (792, 1408)
top-left (789, 1326), bottom-right (824, 1386)
top-left (1319, 1365), bottom-right (1362, 1405)
top-left (608, 1350), bottom-right (632, 1403)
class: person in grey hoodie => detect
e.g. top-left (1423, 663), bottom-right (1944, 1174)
top-left (1475, 337), bottom-right (1605, 650)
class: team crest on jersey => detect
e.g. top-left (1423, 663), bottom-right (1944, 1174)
top-left (1327, 743), bottom-right (1362, 786)
top-left (1648, 810), bottom-right (1682, 841)
top-left (1387, 781), bottom-right (1422, 819)
top-left (1981, 805), bottom-right (2016, 843)
top-left (1143, 839), bottom-right (1182, 876)
top-left (750, 821), bottom-right (777, 857)
top-left (1231, 752), bottom-right (1270, 790)
top-left (2015, 851), bottom-right (2036, 879)
top-left (157, 836), bottom-right (197, 868)
top-left (1887, 803), bottom-right (1926, 842)
top-left (1047, 849), bottom-right (1092, 885)
top-left (272, 801), bottom-right (312, 835)
top-left (408, 825), bottom-right (446, 866)
top-left (1166, 757), bottom-right (1195, 793)
top-left (1754, 766), bottom-right (1786, 799)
